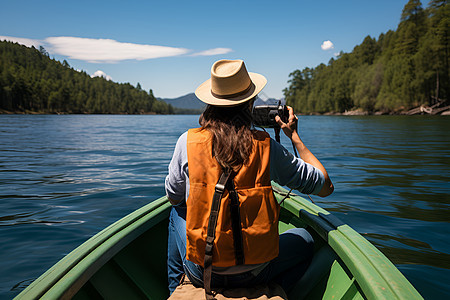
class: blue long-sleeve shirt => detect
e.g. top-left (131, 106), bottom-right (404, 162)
top-left (165, 131), bottom-right (324, 204)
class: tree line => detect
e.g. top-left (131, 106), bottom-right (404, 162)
top-left (0, 41), bottom-right (174, 114)
top-left (284, 0), bottom-right (449, 114)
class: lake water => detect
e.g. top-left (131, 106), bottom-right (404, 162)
top-left (0, 114), bottom-right (449, 299)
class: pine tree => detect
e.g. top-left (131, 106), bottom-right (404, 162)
top-left (0, 41), bottom-right (173, 114)
top-left (283, 0), bottom-right (448, 114)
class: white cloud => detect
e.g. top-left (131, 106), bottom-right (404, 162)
top-left (0, 35), bottom-right (41, 48)
top-left (321, 40), bottom-right (334, 51)
top-left (191, 48), bottom-right (233, 56)
top-left (91, 70), bottom-right (112, 81)
top-left (44, 36), bottom-right (190, 63)
top-left (1, 35), bottom-right (233, 63)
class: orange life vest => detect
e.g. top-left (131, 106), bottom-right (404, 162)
top-left (186, 128), bottom-right (280, 268)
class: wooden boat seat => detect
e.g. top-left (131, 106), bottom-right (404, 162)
top-left (169, 246), bottom-right (337, 300)
top-left (168, 275), bottom-right (287, 300)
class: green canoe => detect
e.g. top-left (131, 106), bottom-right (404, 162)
top-left (15, 183), bottom-right (422, 300)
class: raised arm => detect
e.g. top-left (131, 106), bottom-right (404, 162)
top-left (275, 106), bottom-right (334, 197)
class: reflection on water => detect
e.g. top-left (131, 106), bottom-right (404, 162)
top-left (365, 232), bottom-right (450, 269)
top-left (0, 115), bottom-right (449, 299)
top-left (280, 115), bottom-right (450, 298)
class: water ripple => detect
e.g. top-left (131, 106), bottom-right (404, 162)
top-left (0, 115), bottom-right (448, 299)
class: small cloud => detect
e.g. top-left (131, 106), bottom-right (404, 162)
top-left (91, 70), bottom-right (112, 81)
top-left (321, 40), bottom-right (334, 51)
top-left (0, 35), bottom-right (41, 48)
top-left (45, 36), bottom-right (189, 63)
top-left (191, 48), bottom-right (233, 56)
top-left (334, 52), bottom-right (340, 57)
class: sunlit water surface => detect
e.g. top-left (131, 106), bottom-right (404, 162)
top-left (0, 115), bottom-right (448, 299)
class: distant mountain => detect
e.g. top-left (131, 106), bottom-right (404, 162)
top-left (254, 97), bottom-right (285, 106)
top-left (160, 93), bottom-right (205, 110)
top-left (160, 93), bottom-right (284, 114)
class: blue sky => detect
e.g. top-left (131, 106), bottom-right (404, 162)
top-left (1, 0), bottom-right (409, 99)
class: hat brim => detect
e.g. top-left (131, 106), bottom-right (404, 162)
top-left (195, 72), bottom-right (267, 107)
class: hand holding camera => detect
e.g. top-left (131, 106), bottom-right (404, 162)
top-left (252, 101), bottom-right (297, 141)
top-left (275, 106), bottom-right (298, 140)
top-left (252, 102), bottom-right (288, 128)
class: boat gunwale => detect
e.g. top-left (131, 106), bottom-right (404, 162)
top-left (15, 183), bottom-right (422, 299)
top-left (274, 182), bottom-right (423, 299)
top-left (14, 196), bottom-right (171, 300)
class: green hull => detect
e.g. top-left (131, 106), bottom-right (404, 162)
top-left (15, 183), bottom-right (422, 299)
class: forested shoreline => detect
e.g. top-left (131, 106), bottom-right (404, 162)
top-left (0, 42), bottom-right (174, 114)
top-left (284, 0), bottom-right (449, 115)
top-left (1, 0), bottom-right (448, 115)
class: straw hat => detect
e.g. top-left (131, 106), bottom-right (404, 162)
top-left (195, 59), bottom-right (267, 107)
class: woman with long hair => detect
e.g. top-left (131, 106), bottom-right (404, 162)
top-left (166, 59), bottom-right (333, 297)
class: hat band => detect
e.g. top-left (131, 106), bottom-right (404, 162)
top-left (210, 82), bottom-right (255, 99)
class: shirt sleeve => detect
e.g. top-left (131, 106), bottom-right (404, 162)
top-left (165, 131), bottom-right (189, 204)
top-left (270, 139), bottom-right (325, 195)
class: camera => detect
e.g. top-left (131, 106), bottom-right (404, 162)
top-left (252, 101), bottom-right (288, 128)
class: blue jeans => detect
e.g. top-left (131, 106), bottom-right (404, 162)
top-left (167, 205), bottom-right (314, 295)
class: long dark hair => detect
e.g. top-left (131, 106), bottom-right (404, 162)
top-left (199, 100), bottom-right (254, 172)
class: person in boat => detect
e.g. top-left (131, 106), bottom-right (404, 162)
top-left (165, 59), bottom-right (334, 297)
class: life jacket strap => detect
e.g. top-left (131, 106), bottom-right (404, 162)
top-left (204, 169), bottom-right (232, 300)
top-left (227, 179), bottom-right (245, 265)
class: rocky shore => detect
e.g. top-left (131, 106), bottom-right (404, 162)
top-left (314, 100), bottom-right (450, 116)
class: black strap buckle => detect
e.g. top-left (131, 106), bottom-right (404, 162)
top-left (205, 243), bottom-right (213, 255)
top-left (215, 183), bottom-right (225, 194)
